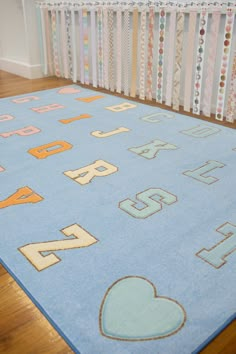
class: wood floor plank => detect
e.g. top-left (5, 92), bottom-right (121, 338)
top-left (0, 265), bottom-right (73, 354)
top-left (0, 70), bottom-right (235, 353)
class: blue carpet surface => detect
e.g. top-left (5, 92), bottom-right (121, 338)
top-left (0, 86), bottom-right (235, 354)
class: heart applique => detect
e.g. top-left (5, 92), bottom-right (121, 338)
top-left (100, 276), bottom-right (186, 341)
top-left (58, 87), bottom-right (81, 94)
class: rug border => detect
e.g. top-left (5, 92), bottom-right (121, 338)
top-left (1, 259), bottom-right (235, 354)
top-left (0, 257), bottom-right (80, 354)
top-left (192, 313), bottom-right (236, 353)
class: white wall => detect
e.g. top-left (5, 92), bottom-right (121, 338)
top-left (0, 0), bottom-right (43, 78)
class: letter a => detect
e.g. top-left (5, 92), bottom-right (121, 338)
top-left (183, 160), bottom-right (225, 184)
top-left (196, 222), bottom-right (236, 268)
top-left (0, 187), bottom-right (43, 209)
top-left (129, 139), bottom-right (178, 159)
top-left (28, 141), bottom-right (73, 159)
top-left (12, 96), bottom-right (39, 104)
top-left (64, 160), bottom-right (118, 185)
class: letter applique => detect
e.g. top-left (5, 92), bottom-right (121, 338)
top-left (141, 112), bottom-right (174, 123)
top-left (119, 188), bottom-right (177, 218)
top-left (196, 222), bottom-right (236, 268)
top-left (28, 141), bottom-right (73, 159)
top-left (106, 102), bottom-right (136, 112)
top-left (0, 166), bottom-right (5, 173)
top-left (59, 114), bottom-right (92, 124)
top-left (76, 95), bottom-right (104, 103)
top-left (31, 103), bottom-right (65, 113)
top-left (0, 187), bottom-right (43, 209)
top-left (12, 96), bottom-right (39, 104)
top-left (129, 139), bottom-right (178, 159)
top-left (58, 87), bottom-right (81, 94)
top-left (0, 115), bottom-right (14, 122)
top-left (141, 113), bottom-right (160, 123)
top-left (0, 126), bottom-right (41, 138)
top-left (64, 160), bottom-right (118, 185)
top-left (91, 127), bottom-right (130, 138)
top-left (183, 160), bottom-right (225, 184)
top-left (180, 125), bottom-right (220, 138)
top-left (19, 223), bottom-right (98, 271)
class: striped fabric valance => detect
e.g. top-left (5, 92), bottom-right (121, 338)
top-left (35, 1), bottom-right (236, 122)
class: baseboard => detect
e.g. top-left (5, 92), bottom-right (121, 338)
top-left (0, 57), bottom-right (43, 79)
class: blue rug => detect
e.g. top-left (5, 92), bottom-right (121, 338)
top-left (0, 85), bottom-right (235, 354)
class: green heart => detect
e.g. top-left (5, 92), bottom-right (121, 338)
top-left (100, 276), bottom-right (186, 341)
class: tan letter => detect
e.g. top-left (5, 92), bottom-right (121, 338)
top-left (19, 224), bottom-right (98, 271)
top-left (91, 127), bottom-right (130, 138)
top-left (64, 160), bottom-right (118, 185)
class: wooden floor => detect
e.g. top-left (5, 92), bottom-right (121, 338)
top-left (0, 70), bottom-right (235, 353)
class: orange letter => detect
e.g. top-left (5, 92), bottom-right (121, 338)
top-left (28, 141), bottom-right (72, 159)
top-left (0, 187), bottom-right (43, 209)
top-left (59, 114), bottom-right (92, 124)
top-left (76, 95), bottom-right (104, 103)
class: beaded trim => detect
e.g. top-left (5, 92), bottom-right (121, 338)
top-left (215, 9), bottom-right (235, 121)
top-left (36, 1), bottom-right (236, 11)
top-left (226, 51), bottom-right (236, 122)
top-left (139, 10), bottom-right (146, 100)
top-left (146, 7), bottom-right (155, 101)
top-left (192, 9), bottom-right (208, 115)
top-left (156, 9), bottom-right (166, 103)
